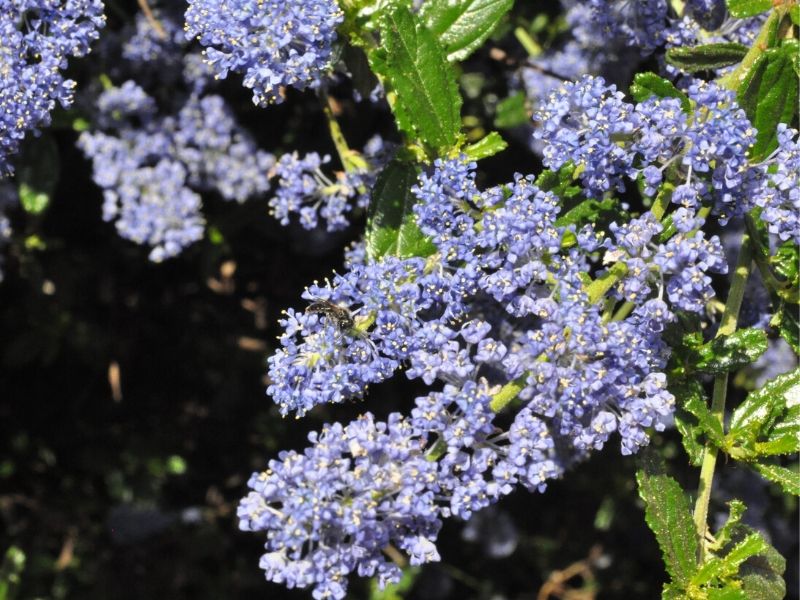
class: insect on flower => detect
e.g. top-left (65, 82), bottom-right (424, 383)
top-left (305, 299), bottom-right (356, 332)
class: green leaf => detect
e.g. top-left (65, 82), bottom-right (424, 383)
top-left (791, 5), bottom-right (800, 25)
top-left (661, 583), bottom-right (685, 599)
top-left (772, 301), bottom-right (799, 353)
top-left (728, 368), bottom-right (799, 460)
top-left (365, 161), bottom-right (436, 261)
top-left (683, 381), bottom-right (725, 444)
top-left (14, 134), bottom-right (60, 215)
top-left (753, 462), bottom-right (800, 495)
top-left (707, 589), bottom-right (748, 600)
top-left (462, 131), bottom-right (507, 160)
top-left (695, 533), bottom-right (768, 584)
top-left (630, 72), bottom-right (692, 114)
top-left (737, 45), bottom-right (800, 160)
top-left (536, 163), bottom-right (584, 208)
top-left (739, 534), bottom-right (787, 600)
top-left (770, 241), bottom-right (799, 283)
top-left (696, 328), bottom-right (769, 374)
top-left (674, 412), bottom-right (704, 466)
top-left (714, 500), bottom-right (747, 548)
top-left (420, 0), bottom-right (513, 62)
top-left (666, 43), bottom-right (749, 71)
top-left (380, 6), bottom-right (462, 154)
top-left (636, 451), bottom-right (699, 586)
top-left (729, 367), bottom-right (799, 433)
top-left (494, 92), bottom-right (529, 128)
top-left (726, 0), bottom-right (772, 18)
top-left (764, 403), bottom-right (800, 452)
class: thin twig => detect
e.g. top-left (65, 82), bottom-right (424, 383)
top-left (136, 0), bottom-right (167, 40)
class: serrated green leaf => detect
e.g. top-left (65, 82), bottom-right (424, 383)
top-left (773, 301), bottom-right (799, 353)
top-left (737, 45), bottom-right (800, 160)
top-left (696, 328), bottom-right (768, 374)
top-left (765, 404), bottom-right (800, 449)
top-left (728, 368), bottom-right (799, 459)
top-left (740, 535), bottom-right (786, 600)
top-left (365, 161), bottom-right (436, 262)
top-left (636, 451), bottom-right (699, 586)
top-left (707, 588), bottom-right (749, 600)
top-left (726, 0), bottom-right (772, 18)
top-left (462, 131), bottom-right (507, 160)
top-left (420, 0), bottom-right (513, 62)
top-left (536, 163), bottom-right (584, 209)
top-left (494, 92), bottom-right (529, 128)
top-left (555, 198), bottom-right (619, 229)
top-left (714, 500), bottom-right (747, 548)
top-left (752, 47), bottom-right (799, 159)
top-left (737, 52), bottom-right (769, 118)
top-left (753, 462), bottom-right (800, 495)
top-left (14, 134), bottom-right (59, 215)
top-left (661, 583), bottom-right (684, 599)
top-left (630, 72), bottom-right (692, 114)
top-left (695, 533), bottom-right (768, 585)
top-left (380, 6), bottom-right (462, 154)
top-left (674, 412), bottom-right (704, 466)
top-left (770, 240), bottom-right (799, 285)
top-left (680, 380), bottom-right (725, 445)
top-left (730, 367), bottom-right (800, 432)
top-left (666, 43), bottom-right (749, 71)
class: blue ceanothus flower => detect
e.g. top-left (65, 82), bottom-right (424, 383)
top-left (184, 0), bottom-right (344, 106)
top-left (241, 380), bottom-right (559, 599)
top-left (0, 0), bottom-right (105, 175)
top-left (244, 71), bottom-right (800, 600)
top-left (533, 75), bottom-right (788, 227)
top-left (248, 151), bottom-right (711, 594)
top-left (79, 85), bottom-right (274, 261)
top-left (269, 137), bottom-right (393, 231)
top-left (753, 124), bottom-right (800, 245)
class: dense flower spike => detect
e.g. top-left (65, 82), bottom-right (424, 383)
top-left (79, 86), bottom-right (274, 261)
top-left (0, 0), bottom-right (105, 175)
top-left (184, 0), bottom-right (344, 106)
top-left (534, 75), bottom-right (769, 225)
top-left (240, 379), bottom-right (560, 599)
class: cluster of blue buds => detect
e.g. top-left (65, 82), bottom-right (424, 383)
top-left (184, 0), bottom-right (344, 106)
top-left (0, 0), bottom-right (105, 175)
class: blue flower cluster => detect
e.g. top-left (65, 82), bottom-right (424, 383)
top-left (79, 84), bottom-right (274, 261)
top-left (0, 0), bottom-right (105, 175)
top-left (533, 76), bottom-right (793, 228)
top-left (588, 0), bottom-right (668, 55)
top-left (240, 380), bottom-right (559, 599)
top-left (604, 213), bottom-right (728, 312)
top-left (269, 137), bottom-right (392, 231)
top-left (585, 0), bottom-right (753, 57)
top-left (184, 0), bottom-right (344, 106)
top-left (754, 124), bottom-right (800, 244)
top-left (245, 55), bottom-right (800, 593)
top-left (250, 148), bottom-right (734, 593)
